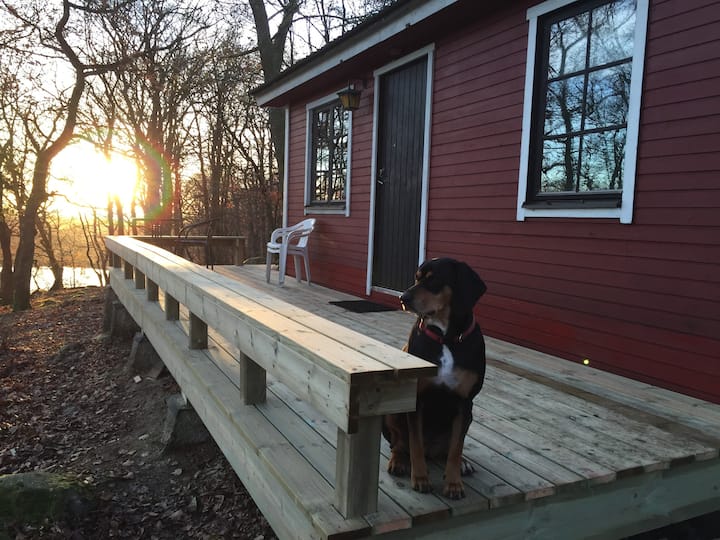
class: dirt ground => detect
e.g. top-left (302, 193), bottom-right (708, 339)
top-left (0, 287), bottom-right (276, 539)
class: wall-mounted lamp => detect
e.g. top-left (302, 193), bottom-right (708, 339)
top-left (337, 84), bottom-right (362, 111)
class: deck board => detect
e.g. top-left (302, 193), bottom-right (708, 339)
top-left (194, 265), bottom-right (720, 538)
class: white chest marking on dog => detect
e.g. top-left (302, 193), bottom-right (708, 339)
top-left (432, 345), bottom-right (460, 389)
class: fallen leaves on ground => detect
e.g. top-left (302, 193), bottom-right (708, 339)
top-left (0, 287), bottom-right (276, 539)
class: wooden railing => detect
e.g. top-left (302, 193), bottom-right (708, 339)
top-left (104, 236), bottom-right (435, 525)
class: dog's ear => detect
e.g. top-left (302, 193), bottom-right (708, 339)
top-left (453, 261), bottom-right (487, 311)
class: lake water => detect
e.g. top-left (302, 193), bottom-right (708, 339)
top-left (28, 267), bottom-right (105, 292)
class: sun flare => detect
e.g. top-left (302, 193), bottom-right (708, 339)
top-left (50, 141), bottom-right (140, 217)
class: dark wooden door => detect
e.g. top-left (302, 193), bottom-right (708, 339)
top-left (372, 57), bottom-right (428, 292)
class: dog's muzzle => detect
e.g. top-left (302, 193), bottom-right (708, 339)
top-left (399, 290), bottom-right (413, 312)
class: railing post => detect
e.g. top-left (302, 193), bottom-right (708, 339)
top-left (147, 279), bottom-right (159, 302)
top-left (239, 352), bottom-right (266, 405)
top-left (112, 253), bottom-right (121, 268)
top-left (124, 261), bottom-right (133, 280)
top-left (189, 312), bottom-right (208, 350)
top-left (165, 294), bottom-right (179, 321)
top-left (134, 269), bottom-right (145, 290)
top-left (335, 416), bottom-right (381, 518)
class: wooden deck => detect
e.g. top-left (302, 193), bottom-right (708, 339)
top-left (214, 264), bottom-right (720, 539)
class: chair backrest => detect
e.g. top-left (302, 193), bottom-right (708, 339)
top-left (290, 218), bottom-right (316, 248)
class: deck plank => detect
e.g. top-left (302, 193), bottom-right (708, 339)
top-left (464, 419), bottom-right (587, 490)
top-left (470, 407), bottom-right (617, 485)
top-left (487, 365), bottom-right (718, 463)
top-left (479, 389), bottom-right (670, 475)
top-left (486, 338), bottom-right (720, 438)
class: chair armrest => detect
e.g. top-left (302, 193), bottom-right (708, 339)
top-left (269, 227), bottom-right (286, 244)
top-left (270, 222), bottom-right (304, 244)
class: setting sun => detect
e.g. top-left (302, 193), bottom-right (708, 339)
top-left (50, 141), bottom-right (140, 216)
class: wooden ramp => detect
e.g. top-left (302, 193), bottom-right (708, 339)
top-left (105, 234), bottom-right (720, 540)
top-left (216, 265), bottom-right (720, 539)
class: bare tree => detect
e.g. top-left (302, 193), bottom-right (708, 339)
top-left (89, 0), bottom-right (210, 228)
top-left (0, 0), bottom-right (148, 309)
top-left (248, 0), bottom-right (301, 196)
top-left (0, 0), bottom-right (397, 307)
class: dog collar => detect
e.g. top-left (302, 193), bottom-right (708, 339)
top-left (418, 315), bottom-right (476, 345)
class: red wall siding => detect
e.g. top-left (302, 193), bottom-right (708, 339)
top-left (427, 0), bottom-right (720, 402)
top-left (284, 0), bottom-right (720, 403)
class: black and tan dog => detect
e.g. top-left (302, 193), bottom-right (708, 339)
top-left (382, 258), bottom-right (487, 499)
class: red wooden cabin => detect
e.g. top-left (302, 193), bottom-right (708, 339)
top-left (254, 0), bottom-right (720, 403)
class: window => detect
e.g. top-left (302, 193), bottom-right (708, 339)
top-left (517, 0), bottom-right (648, 223)
top-left (306, 98), bottom-right (350, 214)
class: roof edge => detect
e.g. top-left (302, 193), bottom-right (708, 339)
top-left (253, 0), bottom-right (460, 107)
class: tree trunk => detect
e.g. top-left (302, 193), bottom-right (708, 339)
top-left (12, 0), bottom-right (86, 310)
top-left (35, 212), bottom-right (65, 292)
top-left (48, 261), bottom-right (64, 292)
top-left (268, 107), bottom-right (285, 198)
top-left (14, 159), bottom-right (50, 310)
top-left (0, 220), bottom-right (13, 305)
top-left (114, 196), bottom-right (125, 235)
top-left (249, 0), bottom-right (298, 217)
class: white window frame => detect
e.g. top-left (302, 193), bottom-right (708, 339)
top-left (516, 0), bottom-right (649, 224)
top-left (304, 92), bottom-right (353, 216)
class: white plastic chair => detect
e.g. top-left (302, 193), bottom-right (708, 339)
top-left (265, 218), bottom-right (316, 285)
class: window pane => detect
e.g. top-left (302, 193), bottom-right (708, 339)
top-left (531, 0), bottom-right (635, 201)
top-left (541, 137), bottom-right (579, 192)
top-left (545, 75), bottom-right (585, 135)
top-left (548, 12), bottom-right (589, 78)
top-left (310, 102), bottom-right (348, 204)
top-left (585, 64), bottom-right (631, 130)
top-left (580, 129), bottom-right (626, 191)
top-left (330, 108), bottom-right (348, 201)
top-left (590, 0), bottom-right (636, 67)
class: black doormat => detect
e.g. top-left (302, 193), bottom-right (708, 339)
top-left (329, 300), bottom-right (398, 313)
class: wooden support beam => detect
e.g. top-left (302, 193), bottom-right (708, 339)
top-left (335, 416), bottom-right (382, 518)
top-left (147, 279), bottom-right (159, 302)
top-left (112, 252), bottom-right (121, 268)
top-left (189, 312), bottom-right (208, 350)
top-left (124, 261), bottom-right (133, 280)
top-left (239, 352), bottom-right (266, 405)
top-left (165, 294), bottom-right (179, 321)
top-left (134, 269), bottom-right (145, 290)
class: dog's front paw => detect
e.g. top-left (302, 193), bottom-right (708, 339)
top-left (443, 480), bottom-right (465, 499)
top-left (411, 474), bottom-right (432, 493)
top-left (387, 452), bottom-right (410, 477)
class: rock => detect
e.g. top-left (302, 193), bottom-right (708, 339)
top-left (53, 342), bottom-right (84, 363)
top-left (102, 286), bottom-right (117, 332)
top-left (109, 299), bottom-right (140, 340)
top-left (126, 332), bottom-right (166, 378)
top-left (0, 472), bottom-right (93, 525)
top-left (161, 394), bottom-right (211, 450)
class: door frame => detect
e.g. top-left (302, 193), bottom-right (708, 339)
top-left (366, 44), bottom-right (435, 296)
